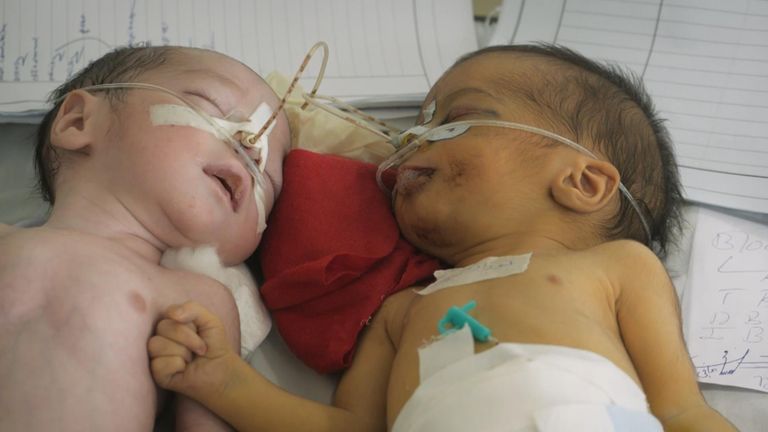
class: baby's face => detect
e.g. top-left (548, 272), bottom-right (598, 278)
top-left (97, 48), bottom-right (290, 265)
top-left (392, 53), bottom-right (566, 259)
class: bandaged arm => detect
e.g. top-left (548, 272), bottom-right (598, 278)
top-left (612, 241), bottom-right (738, 432)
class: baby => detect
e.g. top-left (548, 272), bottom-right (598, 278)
top-left (148, 44), bottom-right (736, 431)
top-left (0, 46), bottom-right (290, 431)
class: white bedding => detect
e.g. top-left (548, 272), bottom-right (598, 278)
top-left (1, 121), bottom-right (765, 430)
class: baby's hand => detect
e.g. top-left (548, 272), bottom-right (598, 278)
top-left (148, 302), bottom-right (237, 399)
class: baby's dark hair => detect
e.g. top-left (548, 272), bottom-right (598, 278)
top-left (35, 46), bottom-right (178, 205)
top-left (455, 44), bottom-right (683, 257)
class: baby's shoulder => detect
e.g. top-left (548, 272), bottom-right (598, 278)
top-left (0, 227), bottom-right (66, 267)
top-left (542, 239), bottom-right (659, 274)
top-left (587, 239), bottom-right (659, 260)
top-left (0, 227), bottom-right (146, 294)
top-left (0, 227), bottom-right (97, 264)
top-left (0, 228), bottom-right (94, 315)
top-left (585, 239), bottom-right (669, 288)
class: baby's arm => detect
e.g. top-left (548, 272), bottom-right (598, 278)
top-left (611, 242), bottom-right (737, 431)
top-left (149, 301), bottom-right (391, 432)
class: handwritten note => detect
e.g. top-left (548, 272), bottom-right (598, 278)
top-left (0, 0), bottom-right (477, 114)
top-left (683, 208), bottom-right (768, 392)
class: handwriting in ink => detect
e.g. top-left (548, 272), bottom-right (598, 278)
top-left (48, 37), bottom-right (111, 81)
top-left (695, 349), bottom-right (750, 379)
top-left (80, 14), bottom-right (90, 34)
top-left (717, 256), bottom-right (768, 281)
top-left (14, 52), bottom-right (27, 81)
top-left (758, 291), bottom-right (768, 308)
top-left (756, 375), bottom-right (768, 391)
top-left (746, 310), bottom-right (762, 325)
top-left (744, 326), bottom-right (764, 343)
top-left (709, 311), bottom-right (730, 325)
top-left (31, 37), bottom-right (39, 81)
top-left (753, 355), bottom-right (768, 390)
top-left (0, 23), bottom-right (6, 80)
top-left (128, 0), bottom-right (137, 46)
top-left (48, 50), bottom-right (64, 81)
top-left (718, 288), bottom-right (746, 305)
top-left (161, 22), bottom-right (170, 45)
top-left (712, 231), bottom-right (768, 253)
top-left (66, 44), bottom-right (86, 79)
top-left (698, 325), bottom-right (734, 340)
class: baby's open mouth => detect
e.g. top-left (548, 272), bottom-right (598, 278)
top-left (205, 166), bottom-right (245, 212)
top-left (214, 175), bottom-right (237, 211)
top-left (215, 174), bottom-right (233, 196)
top-left (396, 166), bottom-right (435, 196)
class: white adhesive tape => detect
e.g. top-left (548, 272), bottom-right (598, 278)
top-left (418, 325), bottom-right (474, 383)
top-left (418, 253), bottom-right (532, 295)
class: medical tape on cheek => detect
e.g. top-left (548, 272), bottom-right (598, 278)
top-left (149, 103), bottom-right (275, 171)
top-left (149, 104), bottom-right (274, 233)
top-left (421, 100), bottom-right (436, 124)
top-left (149, 104), bottom-right (222, 136)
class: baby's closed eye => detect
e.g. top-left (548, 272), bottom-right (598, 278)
top-left (184, 91), bottom-right (227, 117)
top-left (441, 107), bottom-right (498, 124)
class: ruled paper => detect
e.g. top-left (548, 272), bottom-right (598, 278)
top-left (495, 0), bottom-right (768, 214)
top-left (682, 207), bottom-right (768, 392)
top-left (0, 0), bottom-right (477, 113)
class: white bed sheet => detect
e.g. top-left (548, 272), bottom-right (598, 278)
top-left (1, 121), bottom-right (765, 430)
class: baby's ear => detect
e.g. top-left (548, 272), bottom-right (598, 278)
top-left (550, 157), bottom-right (620, 214)
top-left (50, 90), bottom-right (104, 152)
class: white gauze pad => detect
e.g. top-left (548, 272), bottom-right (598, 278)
top-left (418, 324), bottom-right (474, 383)
top-left (160, 245), bottom-right (271, 357)
top-left (149, 103), bottom-right (276, 233)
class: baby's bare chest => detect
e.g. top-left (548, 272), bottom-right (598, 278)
top-left (404, 269), bottom-right (616, 346)
top-left (384, 268), bottom-right (626, 422)
top-left (4, 234), bottom-right (225, 332)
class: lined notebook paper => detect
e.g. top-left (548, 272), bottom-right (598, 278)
top-left (682, 207), bottom-right (768, 392)
top-left (0, 0), bottom-right (477, 113)
top-left (491, 0), bottom-right (768, 214)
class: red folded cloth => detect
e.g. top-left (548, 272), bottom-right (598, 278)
top-left (258, 149), bottom-right (442, 373)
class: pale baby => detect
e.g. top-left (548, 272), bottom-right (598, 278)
top-left (0, 46), bottom-right (290, 431)
top-left (149, 45), bottom-right (737, 431)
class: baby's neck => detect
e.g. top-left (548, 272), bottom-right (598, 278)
top-left (446, 234), bottom-right (579, 268)
top-left (44, 191), bottom-right (164, 264)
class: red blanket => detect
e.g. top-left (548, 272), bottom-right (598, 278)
top-left (258, 150), bottom-right (441, 373)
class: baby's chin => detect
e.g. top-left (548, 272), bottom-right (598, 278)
top-left (216, 239), bottom-right (262, 266)
top-left (400, 222), bottom-right (454, 259)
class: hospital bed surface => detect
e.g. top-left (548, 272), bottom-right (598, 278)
top-left (1, 121), bottom-right (765, 430)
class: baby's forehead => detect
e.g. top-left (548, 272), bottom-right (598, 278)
top-left (422, 53), bottom-right (563, 115)
top-left (165, 48), bottom-right (268, 87)
top-left (145, 48), bottom-right (279, 113)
